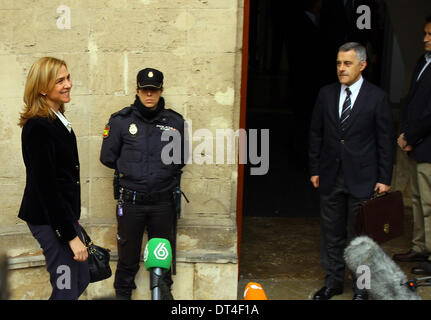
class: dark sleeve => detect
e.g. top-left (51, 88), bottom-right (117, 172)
top-left (400, 103), bottom-right (409, 134)
top-left (404, 97), bottom-right (431, 147)
top-left (308, 89), bottom-right (324, 176)
top-left (100, 116), bottom-right (122, 169)
top-left (375, 92), bottom-right (395, 185)
top-left (403, 56), bottom-right (429, 141)
top-left (24, 124), bottom-right (77, 242)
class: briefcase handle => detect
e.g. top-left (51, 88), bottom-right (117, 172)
top-left (370, 191), bottom-right (390, 200)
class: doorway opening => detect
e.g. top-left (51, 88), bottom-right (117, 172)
top-left (243, 0), bottom-right (386, 219)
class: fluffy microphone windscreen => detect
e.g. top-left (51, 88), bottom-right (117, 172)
top-left (344, 236), bottom-right (421, 300)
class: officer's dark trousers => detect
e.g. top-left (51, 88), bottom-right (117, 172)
top-left (27, 222), bottom-right (90, 300)
top-left (319, 168), bottom-right (368, 294)
top-left (114, 201), bottom-right (174, 299)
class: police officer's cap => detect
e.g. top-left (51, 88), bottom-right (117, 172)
top-left (137, 68), bottom-right (163, 90)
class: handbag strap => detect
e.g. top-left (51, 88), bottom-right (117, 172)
top-left (80, 226), bottom-right (92, 247)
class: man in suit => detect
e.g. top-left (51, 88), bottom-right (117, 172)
top-left (309, 42), bottom-right (394, 300)
top-left (393, 16), bottom-right (431, 275)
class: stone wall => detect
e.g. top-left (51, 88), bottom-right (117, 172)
top-left (0, 0), bottom-right (244, 300)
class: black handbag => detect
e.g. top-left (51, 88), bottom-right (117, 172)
top-left (80, 227), bottom-right (112, 283)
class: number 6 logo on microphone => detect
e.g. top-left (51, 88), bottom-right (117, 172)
top-left (144, 238), bottom-right (172, 270)
top-left (154, 243), bottom-right (169, 260)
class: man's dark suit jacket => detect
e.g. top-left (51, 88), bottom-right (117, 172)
top-left (18, 116), bottom-right (81, 243)
top-left (402, 54), bottom-right (431, 163)
top-left (309, 79), bottom-right (394, 199)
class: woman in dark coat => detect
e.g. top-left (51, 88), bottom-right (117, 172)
top-left (18, 57), bottom-right (89, 300)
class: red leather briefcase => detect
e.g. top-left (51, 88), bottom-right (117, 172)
top-left (355, 191), bottom-right (404, 244)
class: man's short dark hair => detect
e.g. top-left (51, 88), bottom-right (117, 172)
top-left (426, 15), bottom-right (431, 24)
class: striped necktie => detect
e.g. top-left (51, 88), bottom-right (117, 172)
top-left (340, 87), bottom-right (352, 130)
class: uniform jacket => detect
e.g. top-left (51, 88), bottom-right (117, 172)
top-left (402, 54), bottom-right (431, 163)
top-left (308, 79), bottom-right (395, 198)
top-left (18, 116), bottom-right (81, 243)
top-left (100, 98), bottom-right (187, 194)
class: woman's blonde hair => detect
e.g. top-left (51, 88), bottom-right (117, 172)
top-left (18, 57), bottom-right (68, 127)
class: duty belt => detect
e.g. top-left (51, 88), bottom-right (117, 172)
top-left (119, 187), bottom-right (173, 204)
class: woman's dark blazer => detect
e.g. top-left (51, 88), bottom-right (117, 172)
top-left (18, 116), bottom-right (81, 243)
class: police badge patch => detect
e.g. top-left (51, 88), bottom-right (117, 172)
top-left (129, 123), bottom-right (138, 136)
top-left (103, 124), bottom-right (110, 138)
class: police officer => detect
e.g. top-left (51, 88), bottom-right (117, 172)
top-left (100, 68), bottom-right (187, 300)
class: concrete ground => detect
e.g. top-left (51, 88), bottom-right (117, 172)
top-left (238, 210), bottom-right (431, 300)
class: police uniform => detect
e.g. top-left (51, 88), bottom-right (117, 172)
top-left (100, 68), bottom-right (187, 299)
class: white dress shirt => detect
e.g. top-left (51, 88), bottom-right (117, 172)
top-left (417, 53), bottom-right (431, 81)
top-left (339, 76), bottom-right (364, 118)
top-left (51, 109), bottom-right (72, 133)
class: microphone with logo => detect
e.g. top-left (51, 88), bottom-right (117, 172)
top-left (344, 236), bottom-right (421, 300)
top-left (144, 238), bottom-right (174, 300)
